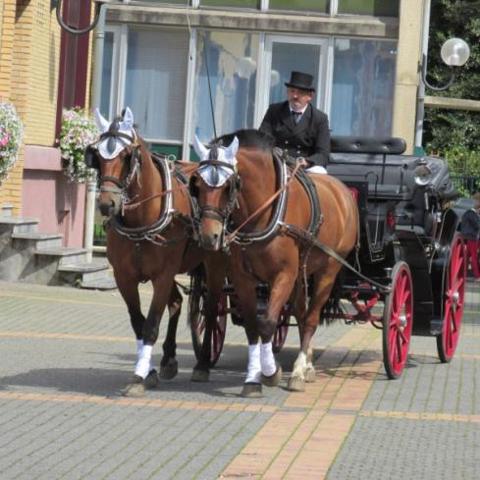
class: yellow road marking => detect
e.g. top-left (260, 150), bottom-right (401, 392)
top-left (0, 390), bottom-right (277, 413)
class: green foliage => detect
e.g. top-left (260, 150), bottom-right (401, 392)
top-left (428, 144), bottom-right (480, 196)
top-left (423, 0), bottom-right (480, 156)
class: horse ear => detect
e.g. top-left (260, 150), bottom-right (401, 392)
top-left (226, 136), bottom-right (239, 159)
top-left (94, 108), bottom-right (110, 133)
top-left (121, 106), bottom-right (134, 131)
top-left (193, 135), bottom-right (209, 160)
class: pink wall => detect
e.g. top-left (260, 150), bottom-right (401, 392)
top-left (22, 145), bottom-right (86, 248)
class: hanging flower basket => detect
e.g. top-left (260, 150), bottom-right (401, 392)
top-left (59, 107), bottom-right (99, 183)
top-left (0, 102), bottom-right (23, 185)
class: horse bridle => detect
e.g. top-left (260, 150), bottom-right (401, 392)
top-left (90, 128), bottom-right (141, 195)
top-left (195, 159), bottom-right (241, 225)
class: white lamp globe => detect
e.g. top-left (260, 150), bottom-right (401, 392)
top-left (440, 38), bottom-right (470, 67)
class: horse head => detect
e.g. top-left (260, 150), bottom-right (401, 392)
top-left (87, 107), bottom-right (140, 217)
top-left (190, 135), bottom-right (240, 251)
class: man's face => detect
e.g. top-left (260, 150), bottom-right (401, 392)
top-left (287, 87), bottom-right (313, 111)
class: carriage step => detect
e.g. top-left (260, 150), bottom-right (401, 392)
top-left (12, 232), bottom-right (63, 249)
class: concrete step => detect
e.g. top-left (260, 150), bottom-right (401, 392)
top-left (34, 247), bottom-right (88, 266)
top-left (1, 204), bottom-right (13, 217)
top-left (80, 276), bottom-right (117, 290)
top-left (0, 217), bottom-right (39, 234)
top-left (12, 232), bottom-right (63, 249)
top-left (58, 260), bottom-right (113, 286)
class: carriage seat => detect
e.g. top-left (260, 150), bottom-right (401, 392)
top-left (330, 136), bottom-right (406, 155)
top-left (328, 136), bottom-right (413, 200)
top-left (328, 136), bottom-right (457, 234)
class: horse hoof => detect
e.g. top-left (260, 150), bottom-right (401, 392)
top-left (261, 365), bottom-right (283, 387)
top-left (159, 359), bottom-right (178, 380)
top-left (305, 367), bottom-right (316, 383)
top-left (191, 369), bottom-right (210, 382)
top-left (144, 369), bottom-right (160, 389)
top-left (241, 382), bottom-right (263, 398)
top-left (287, 377), bottom-right (305, 392)
top-left (122, 376), bottom-right (145, 397)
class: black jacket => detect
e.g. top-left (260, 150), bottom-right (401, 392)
top-left (460, 208), bottom-right (480, 240)
top-left (259, 101), bottom-right (330, 167)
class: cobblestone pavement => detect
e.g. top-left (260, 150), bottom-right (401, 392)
top-left (0, 278), bottom-right (478, 479)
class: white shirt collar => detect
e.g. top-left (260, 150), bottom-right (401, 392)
top-left (289, 104), bottom-right (308, 115)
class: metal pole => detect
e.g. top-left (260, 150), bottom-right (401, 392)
top-left (84, 3), bottom-right (107, 260)
top-left (84, 172), bottom-right (98, 263)
top-left (414, 0), bottom-right (431, 151)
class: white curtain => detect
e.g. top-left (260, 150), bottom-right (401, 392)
top-left (124, 28), bottom-right (189, 141)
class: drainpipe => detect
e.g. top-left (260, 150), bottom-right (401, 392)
top-left (84, 3), bottom-right (107, 261)
top-left (414, 0), bottom-right (432, 153)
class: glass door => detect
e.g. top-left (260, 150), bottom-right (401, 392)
top-left (256, 35), bottom-right (329, 125)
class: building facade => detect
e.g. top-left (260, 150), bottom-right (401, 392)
top-left (1, 0), bottom-right (427, 248)
top-left (0, 0), bottom-right (92, 246)
top-left (99, 0), bottom-right (424, 160)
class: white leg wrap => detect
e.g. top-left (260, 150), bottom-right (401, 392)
top-left (245, 343), bottom-right (261, 384)
top-left (135, 344), bottom-right (153, 379)
top-left (292, 351), bottom-right (308, 380)
top-left (260, 342), bottom-right (277, 377)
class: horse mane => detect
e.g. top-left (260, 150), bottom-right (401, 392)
top-left (212, 129), bottom-right (275, 152)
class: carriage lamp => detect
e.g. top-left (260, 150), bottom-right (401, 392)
top-left (421, 38), bottom-right (470, 91)
top-left (414, 163), bottom-right (433, 186)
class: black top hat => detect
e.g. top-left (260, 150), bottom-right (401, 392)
top-left (284, 71), bottom-right (315, 92)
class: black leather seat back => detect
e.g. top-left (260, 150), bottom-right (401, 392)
top-left (331, 136), bottom-right (407, 155)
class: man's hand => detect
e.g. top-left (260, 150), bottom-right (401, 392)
top-left (296, 157), bottom-right (310, 167)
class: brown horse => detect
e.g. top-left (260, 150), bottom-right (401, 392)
top-left (190, 129), bottom-right (358, 396)
top-left (88, 108), bottom-right (225, 395)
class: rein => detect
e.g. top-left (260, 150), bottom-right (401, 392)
top-left (123, 184), bottom-right (188, 211)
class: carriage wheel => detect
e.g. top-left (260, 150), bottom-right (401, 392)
top-left (437, 234), bottom-right (466, 363)
top-left (382, 261), bottom-right (413, 379)
top-left (188, 271), bottom-right (227, 368)
top-left (273, 308), bottom-right (290, 353)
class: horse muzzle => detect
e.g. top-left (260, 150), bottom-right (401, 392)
top-left (98, 195), bottom-right (121, 217)
top-left (199, 231), bottom-right (223, 251)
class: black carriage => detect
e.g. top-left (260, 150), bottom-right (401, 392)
top-left (326, 136), bottom-right (465, 378)
top-left (188, 136), bottom-right (466, 379)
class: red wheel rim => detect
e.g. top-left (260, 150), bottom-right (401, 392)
top-left (272, 310), bottom-right (289, 353)
top-left (189, 272), bottom-right (227, 367)
top-left (384, 263), bottom-right (413, 378)
top-left (439, 236), bottom-right (466, 361)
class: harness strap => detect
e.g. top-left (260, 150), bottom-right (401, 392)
top-left (225, 163), bottom-right (301, 243)
top-left (279, 222), bottom-right (391, 293)
top-left (226, 155), bottom-right (292, 246)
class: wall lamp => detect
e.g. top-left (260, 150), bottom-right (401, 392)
top-left (421, 38), bottom-right (470, 91)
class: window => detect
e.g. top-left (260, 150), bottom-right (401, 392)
top-left (200, 0), bottom-right (259, 8)
top-left (268, 0), bottom-right (329, 14)
top-left (100, 32), bottom-right (115, 119)
top-left (338, 0), bottom-right (399, 17)
top-left (193, 31), bottom-right (259, 142)
top-left (124, 27), bottom-right (189, 142)
top-left (269, 41), bottom-right (321, 105)
top-left (331, 39), bottom-right (396, 136)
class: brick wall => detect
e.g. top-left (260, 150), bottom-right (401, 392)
top-left (0, 0), bottom-right (62, 214)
